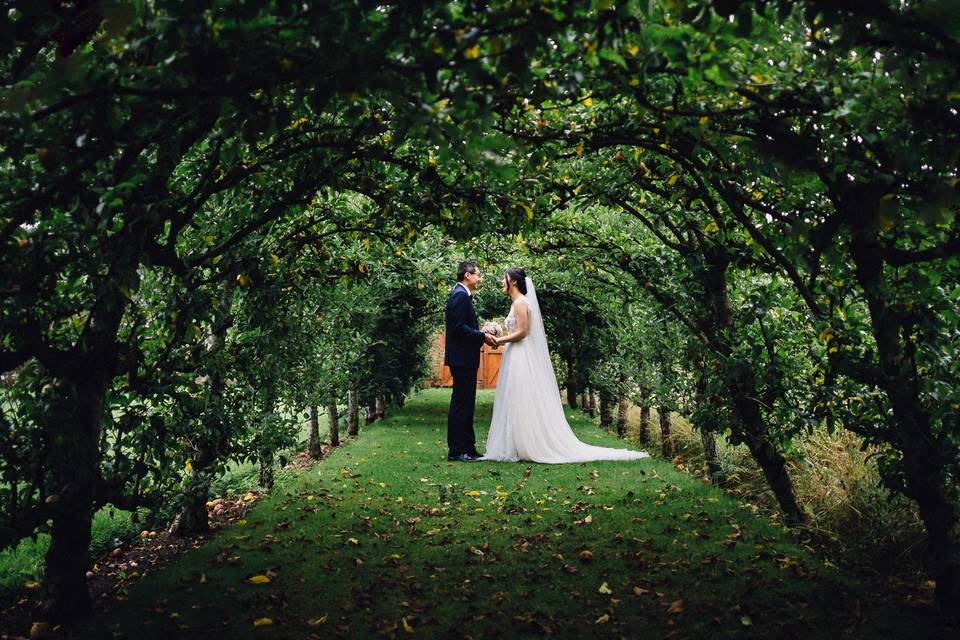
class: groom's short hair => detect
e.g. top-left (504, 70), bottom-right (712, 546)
top-left (457, 261), bottom-right (478, 282)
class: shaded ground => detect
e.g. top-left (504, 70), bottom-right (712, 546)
top-left (60, 389), bottom-right (955, 639)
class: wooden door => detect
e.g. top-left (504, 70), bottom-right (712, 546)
top-left (428, 332), bottom-right (503, 388)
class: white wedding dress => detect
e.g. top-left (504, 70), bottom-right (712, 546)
top-left (482, 278), bottom-right (649, 464)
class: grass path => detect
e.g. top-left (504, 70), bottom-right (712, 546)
top-left (90, 389), bottom-right (941, 639)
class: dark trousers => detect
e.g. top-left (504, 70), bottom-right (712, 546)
top-left (447, 365), bottom-right (478, 456)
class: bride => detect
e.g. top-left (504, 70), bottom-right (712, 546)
top-left (482, 268), bottom-right (649, 463)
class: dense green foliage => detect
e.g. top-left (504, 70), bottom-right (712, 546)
top-left (0, 0), bottom-right (957, 624)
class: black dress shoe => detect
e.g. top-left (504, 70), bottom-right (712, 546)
top-left (447, 453), bottom-right (480, 462)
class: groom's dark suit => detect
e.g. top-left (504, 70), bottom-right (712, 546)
top-left (444, 283), bottom-right (487, 457)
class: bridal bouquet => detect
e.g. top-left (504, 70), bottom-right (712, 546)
top-left (481, 320), bottom-right (503, 337)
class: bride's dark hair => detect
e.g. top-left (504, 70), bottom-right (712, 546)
top-left (505, 267), bottom-right (527, 294)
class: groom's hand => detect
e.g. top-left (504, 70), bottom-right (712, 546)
top-left (483, 333), bottom-right (497, 347)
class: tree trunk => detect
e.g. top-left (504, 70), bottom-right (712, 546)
top-left (847, 201), bottom-right (960, 610)
top-left (171, 282), bottom-right (235, 537)
top-left (39, 378), bottom-right (102, 623)
top-left (565, 356), bottom-right (578, 409)
top-left (375, 395), bottom-right (386, 421)
top-left (693, 368), bottom-right (722, 480)
top-left (307, 404), bottom-right (323, 459)
top-left (347, 388), bottom-right (359, 437)
top-left (901, 443), bottom-right (960, 611)
top-left (700, 429), bottom-right (721, 479)
top-left (704, 250), bottom-right (803, 526)
top-left (169, 440), bottom-right (214, 537)
top-left (365, 398), bottom-right (377, 424)
top-left (616, 393), bottom-right (630, 439)
top-left (638, 386), bottom-right (651, 445)
top-left (721, 361), bottom-right (803, 524)
top-left (328, 397), bottom-right (340, 447)
top-left (589, 391), bottom-right (599, 419)
top-left (658, 407), bottom-right (673, 459)
top-left (599, 391), bottom-right (614, 429)
top-left (258, 449), bottom-right (274, 491)
top-left (39, 268), bottom-right (131, 623)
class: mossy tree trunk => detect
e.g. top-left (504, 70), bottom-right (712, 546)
top-left (658, 407), bottom-right (673, 459)
top-left (599, 391), bottom-right (614, 429)
top-left (307, 404), bottom-right (323, 459)
top-left (347, 387), bottom-right (360, 437)
top-left (328, 395), bottom-right (340, 448)
top-left (638, 387), bottom-right (651, 445)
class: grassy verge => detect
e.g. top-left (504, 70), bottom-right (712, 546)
top-left (83, 388), bottom-right (952, 639)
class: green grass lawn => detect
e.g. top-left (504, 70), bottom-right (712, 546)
top-left (88, 389), bottom-right (943, 639)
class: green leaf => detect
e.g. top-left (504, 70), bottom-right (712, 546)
top-left (598, 49), bottom-right (628, 70)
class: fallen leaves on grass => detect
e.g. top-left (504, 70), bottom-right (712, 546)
top-left (667, 599), bottom-right (685, 613)
top-left (246, 574), bottom-right (271, 584)
top-left (252, 617), bottom-right (273, 626)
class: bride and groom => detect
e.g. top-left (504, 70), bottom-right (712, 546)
top-left (444, 261), bottom-right (649, 464)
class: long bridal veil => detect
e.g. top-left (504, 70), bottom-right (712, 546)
top-left (483, 278), bottom-right (649, 463)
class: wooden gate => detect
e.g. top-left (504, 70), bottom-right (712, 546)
top-left (428, 333), bottom-right (503, 388)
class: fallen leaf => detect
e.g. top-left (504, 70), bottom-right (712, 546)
top-left (578, 550), bottom-right (594, 561)
top-left (740, 615), bottom-right (753, 626)
top-left (253, 617), bottom-right (273, 626)
top-left (633, 586), bottom-right (650, 596)
top-left (598, 582), bottom-right (612, 595)
top-left (246, 575), bottom-right (271, 584)
top-left (667, 599), bottom-right (685, 613)
top-left (402, 617), bottom-right (414, 633)
top-left (308, 615), bottom-right (328, 626)
top-left (595, 614), bottom-right (610, 624)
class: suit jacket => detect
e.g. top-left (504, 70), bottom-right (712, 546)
top-left (444, 284), bottom-right (486, 369)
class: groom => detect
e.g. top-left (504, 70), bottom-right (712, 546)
top-left (444, 261), bottom-right (496, 462)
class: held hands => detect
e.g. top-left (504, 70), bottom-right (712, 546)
top-left (483, 332), bottom-right (498, 347)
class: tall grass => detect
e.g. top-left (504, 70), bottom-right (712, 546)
top-left (616, 404), bottom-right (925, 567)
